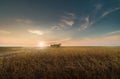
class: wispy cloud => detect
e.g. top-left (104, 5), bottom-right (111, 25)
top-left (79, 17), bottom-right (89, 31)
top-left (59, 37), bottom-right (71, 42)
top-left (0, 30), bottom-right (11, 34)
top-left (47, 37), bottom-right (72, 44)
top-left (61, 19), bottom-right (74, 26)
top-left (95, 3), bottom-right (102, 10)
top-left (78, 16), bottom-right (94, 31)
top-left (65, 12), bottom-right (76, 19)
top-left (78, 3), bottom-right (103, 31)
top-left (86, 7), bottom-right (120, 30)
top-left (106, 30), bottom-right (120, 35)
top-left (67, 35), bottom-right (120, 46)
top-left (102, 7), bottom-right (120, 17)
top-left (51, 25), bottom-right (61, 31)
top-left (51, 13), bottom-right (75, 31)
top-left (60, 13), bottom-right (75, 26)
top-left (78, 5), bottom-right (120, 31)
top-left (28, 29), bottom-right (44, 35)
top-left (16, 19), bottom-right (33, 24)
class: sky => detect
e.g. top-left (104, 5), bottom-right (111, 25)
top-left (0, 0), bottom-right (120, 46)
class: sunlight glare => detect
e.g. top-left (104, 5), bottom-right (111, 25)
top-left (38, 41), bottom-right (46, 47)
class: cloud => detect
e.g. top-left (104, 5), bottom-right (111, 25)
top-left (102, 7), bottom-right (120, 17)
top-left (60, 13), bottom-right (75, 26)
top-left (59, 37), bottom-right (71, 42)
top-left (67, 13), bottom-right (75, 17)
top-left (0, 30), bottom-right (11, 34)
top-left (50, 13), bottom-right (75, 31)
top-left (50, 25), bottom-right (62, 31)
top-left (95, 3), bottom-right (102, 10)
top-left (78, 3), bottom-right (103, 31)
top-left (67, 35), bottom-right (120, 46)
top-left (66, 13), bottom-right (76, 19)
top-left (47, 37), bottom-right (72, 44)
top-left (61, 19), bottom-right (74, 26)
top-left (16, 19), bottom-right (33, 24)
top-left (106, 30), bottom-right (120, 35)
top-left (78, 16), bottom-right (93, 31)
top-left (78, 5), bottom-right (120, 31)
top-left (28, 29), bottom-right (44, 35)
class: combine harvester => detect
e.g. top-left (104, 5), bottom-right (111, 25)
top-left (50, 43), bottom-right (61, 48)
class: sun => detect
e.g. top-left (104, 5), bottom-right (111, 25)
top-left (38, 41), bottom-right (46, 47)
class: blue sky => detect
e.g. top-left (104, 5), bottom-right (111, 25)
top-left (0, 0), bottom-right (120, 46)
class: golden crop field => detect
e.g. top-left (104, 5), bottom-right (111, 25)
top-left (0, 47), bottom-right (120, 79)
